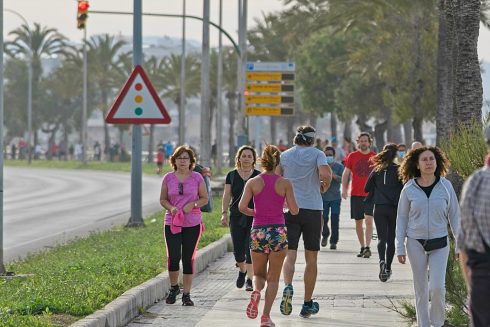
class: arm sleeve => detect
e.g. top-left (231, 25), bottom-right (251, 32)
top-left (457, 175), bottom-right (476, 252)
top-left (396, 187), bottom-right (410, 256)
top-left (364, 171), bottom-right (375, 194)
top-left (225, 171), bottom-right (232, 185)
top-left (443, 180), bottom-right (460, 251)
top-left (317, 151), bottom-right (329, 166)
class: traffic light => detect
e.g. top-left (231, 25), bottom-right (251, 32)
top-left (77, 0), bottom-right (89, 29)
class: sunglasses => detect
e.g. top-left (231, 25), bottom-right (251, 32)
top-left (178, 182), bottom-right (184, 195)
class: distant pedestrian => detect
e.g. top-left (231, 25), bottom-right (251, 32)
top-left (321, 146), bottom-right (344, 250)
top-left (94, 141), bottom-right (102, 161)
top-left (396, 143), bottom-right (407, 164)
top-left (331, 136), bottom-right (345, 163)
top-left (156, 147), bottom-right (165, 175)
top-left (10, 143), bottom-right (16, 160)
top-left (341, 132), bottom-right (376, 258)
top-left (221, 145), bottom-right (260, 292)
top-left (276, 125), bottom-right (332, 318)
top-left (364, 143), bottom-right (403, 282)
top-left (160, 145), bottom-right (208, 306)
top-left (396, 146), bottom-right (460, 327)
top-left (277, 139), bottom-right (288, 152)
top-left (239, 144), bottom-right (299, 327)
top-left (411, 141), bottom-right (423, 150)
top-left (457, 122), bottom-right (490, 327)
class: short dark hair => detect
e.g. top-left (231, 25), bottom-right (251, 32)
top-left (293, 125), bottom-right (316, 146)
top-left (324, 146), bottom-right (336, 156)
top-left (357, 132), bottom-right (372, 144)
top-left (169, 145), bottom-right (197, 171)
top-left (398, 146), bottom-right (450, 184)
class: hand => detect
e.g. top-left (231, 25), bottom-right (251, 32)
top-left (221, 214), bottom-right (229, 227)
top-left (342, 189), bottom-right (348, 200)
top-left (398, 255), bottom-right (406, 264)
top-left (183, 202), bottom-right (195, 214)
top-left (320, 183), bottom-right (328, 193)
top-left (201, 167), bottom-right (211, 177)
top-left (170, 207), bottom-right (178, 215)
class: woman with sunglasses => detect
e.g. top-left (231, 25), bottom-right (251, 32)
top-left (160, 145), bottom-right (209, 306)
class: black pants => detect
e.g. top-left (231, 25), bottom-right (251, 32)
top-left (164, 224), bottom-right (202, 274)
top-left (373, 204), bottom-right (397, 269)
top-left (467, 250), bottom-right (490, 327)
top-left (229, 214), bottom-right (252, 264)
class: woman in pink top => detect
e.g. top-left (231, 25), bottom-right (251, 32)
top-left (160, 146), bottom-right (208, 306)
top-left (239, 145), bottom-right (299, 327)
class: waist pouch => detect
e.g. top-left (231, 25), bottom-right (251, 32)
top-left (417, 236), bottom-right (447, 252)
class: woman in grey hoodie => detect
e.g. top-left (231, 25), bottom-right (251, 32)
top-left (396, 146), bottom-right (460, 327)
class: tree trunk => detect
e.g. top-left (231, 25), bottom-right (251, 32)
top-left (403, 120), bottom-right (413, 146)
top-left (309, 112), bottom-right (317, 129)
top-left (356, 113), bottom-right (373, 134)
top-left (343, 118), bottom-right (352, 141)
top-left (286, 116), bottom-right (295, 147)
top-left (148, 125), bottom-right (155, 163)
top-left (436, 1), bottom-right (454, 146)
top-left (330, 112), bottom-right (338, 140)
top-left (374, 120), bottom-right (388, 149)
top-left (454, 0), bottom-right (482, 126)
top-left (411, 12), bottom-right (425, 144)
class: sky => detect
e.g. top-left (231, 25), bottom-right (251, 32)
top-left (2, 0), bottom-right (490, 62)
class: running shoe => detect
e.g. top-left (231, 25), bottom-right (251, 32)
top-left (182, 293), bottom-right (194, 306)
top-left (321, 237), bottom-right (328, 247)
top-left (165, 285), bottom-right (180, 304)
top-left (356, 247), bottom-right (366, 257)
top-left (385, 269), bottom-right (392, 281)
top-left (236, 270), bottom-right (247, 288)
top-left (260, 315), bottom-right (276, 327)
top-left (363, 247), bottom-right (372, 258)
top-left (299, 301), bottom-right (319, 318)
top-left (280, 284), bottom-right (294, 315)
top-left (246, 290), bottom-right (261, 319)
top-left (245, 278), bottom-right (253, 291)
top-left (379, 261), bottom-right (388, 282)
top-left (330, 243), bottom-right (337, 250)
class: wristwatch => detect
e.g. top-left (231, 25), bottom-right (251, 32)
top-left (194, 202), bottom-right (198, 208)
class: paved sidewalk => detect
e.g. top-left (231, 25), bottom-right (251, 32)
top-left (127, 201), bottom-right (415, 326)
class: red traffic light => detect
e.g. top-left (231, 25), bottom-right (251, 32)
top-left (77, 0), bottom-right (89, 29)
top-left (78, 1), bottom-right (89, 11)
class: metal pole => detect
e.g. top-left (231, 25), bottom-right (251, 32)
top-left (216, 0), bottom-right (223, 174)
top-left (128, 0), bottom-right (143, 227)
top-left (200, 0), bottom-right (211, 168)
top-left (1, 0), bottom-right (6, 274)
top-left (178, 0), bottom-right (186, 146)
top-left (82, 27), bottom-right (88, 164)
top-left (27, 47), bottom-right (32, 164)
top-left (236, 0), bottom-right (243, 138)
top-left (241, 0), bottom-right (248, 141)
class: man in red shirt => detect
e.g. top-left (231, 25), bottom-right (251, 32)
top-left (341, 132), bottom-right (376, 258)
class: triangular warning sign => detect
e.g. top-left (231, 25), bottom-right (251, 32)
top-left (105, 65), bottom-right (171, 124)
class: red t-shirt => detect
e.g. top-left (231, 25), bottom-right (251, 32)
top-left (345, 150), bottom-right (376, 197)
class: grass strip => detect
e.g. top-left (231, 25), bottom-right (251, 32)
top-left (4, 159), bottom-right (232, 176)
top-left (0, 198), bottom-right (227, 327)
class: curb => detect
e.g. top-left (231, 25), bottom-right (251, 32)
top-left (71, 233), bottom-right (232, 327)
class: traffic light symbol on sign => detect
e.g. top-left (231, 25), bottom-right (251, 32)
top-left (77, 1), bottom-right (89, 29)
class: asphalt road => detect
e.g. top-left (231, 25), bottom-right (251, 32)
top-left (3, 167), bottom-right (163, 262)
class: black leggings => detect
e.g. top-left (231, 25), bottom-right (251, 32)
top-left (373, 204), bottom-right (397, 269)
top-left (229, 214), bottom-right (252, 264)
top-left (164, 224), bottom-right (202, 274)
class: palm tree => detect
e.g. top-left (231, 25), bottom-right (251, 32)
top-left (85, 34), bottom-right (128, 155)
top-left (5, 23), bottom-right (68, 147)
top-left (158, 53), bottom-right (201, 144)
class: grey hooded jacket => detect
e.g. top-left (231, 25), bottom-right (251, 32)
top-left (396, 177), bottom-right (460, 256)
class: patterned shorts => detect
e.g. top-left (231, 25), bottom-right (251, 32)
top-left (250, 224), bottom-right (288, 254)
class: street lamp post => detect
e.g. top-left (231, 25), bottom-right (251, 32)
top-left (179, 0), bottom-right (186, 146)
top-left (5, 9), bottom-right (33, 165)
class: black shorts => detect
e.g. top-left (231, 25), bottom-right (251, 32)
top-left (351, 196), bottom-right (367, 220)
top-left (284, 209), bottom-right (322, 251)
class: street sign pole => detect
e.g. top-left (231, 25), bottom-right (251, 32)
top-left (0, 0), bottom-right (6, 274)
top-left (200, 0), bottom-right (211, 168)
top-left (128, 0), bottom-right (143, 227)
